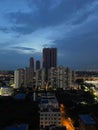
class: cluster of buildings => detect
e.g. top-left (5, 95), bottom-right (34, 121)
top-left (14, 48), bottom-right (75, 90)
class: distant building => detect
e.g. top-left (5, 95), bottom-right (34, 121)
top-left (79, 114), bottom-right (96, 130)
top-left (40, 93), bottom-right (62, 129)
top-left (29, 57), bottom-right (34, 82)
top-left (14, 69), bottom-right (24, 88)
top-left (24, 67), bottom-right (30, 87)
top-left (42, 48), bottom-right (57, 77)
top-left (49, 66), bottom-right (74, 90)
top-left (36, 69), bottom-right (42, 89)
top-left (41, 68), bottom-right (46, 90)
top-left (36, 60), bottom-right (40, 70)
top-left (49, 67), bottom-right (57, 89)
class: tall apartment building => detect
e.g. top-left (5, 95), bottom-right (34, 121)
top-left (29, 57), bottom-right (34, 82)
top-left (49, 67), bottom-right (57, 89)
top-left (41, 69), bottom-right (46, 90)
top-left (57, 66), bottom-right (67, 89)
top-left (24, 67), bottom-right (30, 87)
top-left (40, 93), bottom-right (62, 129)
top-left (49, 66), bottom-right (74, 90)
top-left (14, 69), bottom-right (24, 88)
top-left (36, 60), bottom-right (40, 70)
top-left (14, 67), bottom-right (32, 88)
top-left (36, 69), bottom-right (42, 89)
top-left (42, 48), bottom-right (57, 75)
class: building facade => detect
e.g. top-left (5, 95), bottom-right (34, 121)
top-left (40, 93), bottom-right (62, 129)
top-left (48, 66), bottom-right (74, 90)
top-left (14, 69), bottom-right (24, 88)
top-left (29, 57), bottom-right (34, 82)
top-left (36, 60), bottom-right (40, 70)
top-left (42, 48), bottom-right (57, 73)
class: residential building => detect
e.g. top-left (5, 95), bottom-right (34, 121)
top-left (49, 66), bottom-right (74, 90)
top-left (36, 60), bottom-right (40, 70)
top-left (40, 93), bottom-right (62, 129)
top-left (14, 69), bottom-right (24, 88)
top-left (36, 69), bottom-right (42, 90)
top-left (42, 48), bottom-right (57, 77)
top-left (29, 57), bottom-right (34, 82)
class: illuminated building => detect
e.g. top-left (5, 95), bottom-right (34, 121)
top-left (0, 87), bottom-right (13, 96)
top-left (40, 93), bottom-right (62, 129)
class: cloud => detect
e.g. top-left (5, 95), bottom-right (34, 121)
top-left (71, 0), bottom-right (98, 25)
top-left (53, 24), bottom-right (98, 69)
top-left (0, 26), bottom-right (10, 33)
top-left (4, 0), bottom-right (97, 36)
top-left (11, 46), bottom-right (36, 54)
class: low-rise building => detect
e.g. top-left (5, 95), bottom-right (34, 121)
top-left (0, 87), bottom-right (13, 96)
top-left (79, 114), bottom-right (96, 130)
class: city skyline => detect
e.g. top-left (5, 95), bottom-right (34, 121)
top-left (0, 0), bottom-right (98, 70)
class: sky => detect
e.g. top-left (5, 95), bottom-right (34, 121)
top-left (0, 0), bottom-right (98, 70)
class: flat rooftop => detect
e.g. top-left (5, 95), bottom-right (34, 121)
top-left (79, 114), bottom-right (96, 125)
top-left (14, 93), bottom-right (26, 100)
top-left (5, 124), bottom-right (28, 130)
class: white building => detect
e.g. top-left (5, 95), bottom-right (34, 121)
top-left (0, 87), bottom-right (13, 96)
top-left (57, 66), bottom-right (67, 89)
top-left (40, 93), bottom-right (62, 129)
top-left (49, 66), bottom-right (74, 90)
top-left (14, 69), bottom-right (24, 88)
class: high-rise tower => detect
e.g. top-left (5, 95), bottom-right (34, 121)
top-left (36, 60), bottom-right (40, 70)
top-left (42, 48), bottom-right (57, 81)
top-left (42, 48), bottom-right (57, 71)
top-left (29, 57), bottom-right (34, 82)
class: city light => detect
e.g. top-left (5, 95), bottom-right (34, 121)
top-left (60, 104), bottom-right (75, 130)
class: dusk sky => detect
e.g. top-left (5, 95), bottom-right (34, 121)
top-left (0, 0), bottom-right (98, 70)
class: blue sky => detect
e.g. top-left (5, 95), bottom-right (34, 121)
top-left (0, 0), bottom-right (98, 70)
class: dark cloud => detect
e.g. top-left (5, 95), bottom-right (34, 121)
top-left (12, 46), bottom-right (36, 51)
top-left (5, 0), bottom-right (95, 35)
top-left (53, 28), bottom-right (98, 69)
top-left (0, 26), bottom-right (10, 33)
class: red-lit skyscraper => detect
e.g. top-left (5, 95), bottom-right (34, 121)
top-left (29, 57), bottom-right (34, 82)
top-left (42, 48), bottom-right (57, 71)
top-left (30, 57), bottom-right (34, 69)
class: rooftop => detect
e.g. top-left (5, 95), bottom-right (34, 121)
top-left (79, 114), bottom-right (96, 125)
top-left (14, 93), bottom-right (26, 100)
top-left (5, 124), bottom-right (28, 130)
